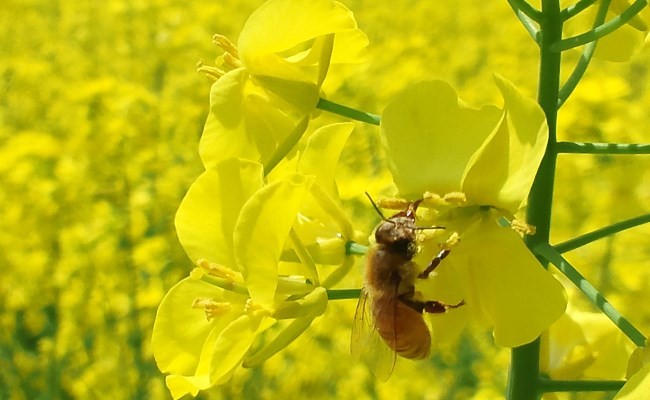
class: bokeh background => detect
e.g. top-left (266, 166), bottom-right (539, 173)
top-left (1, 0), bottom-right (649, 399)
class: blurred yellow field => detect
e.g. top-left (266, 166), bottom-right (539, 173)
top-left (1, 0), bottom-right (649, 399)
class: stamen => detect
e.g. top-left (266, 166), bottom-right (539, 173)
top-left (197, 259), bottom-right (241, 281)
top-left (213, 34), bottom-right (240, 60)
top-left (511, 219), bottom-right (536, 236)
top-left (443, 232), bottom-right (461, 248)
top-left (192, 298), bottom-right (232, 321)
top-left (422, 191), bottom-right (467, 207)
top-left (443, 192), bottom-right (467, 204)
top-left (196, 60), bottom-right (225, 81)
top-left (376, 197), bottom-right (410, 210)
top-left (222, 52), bottom-right (243, 69)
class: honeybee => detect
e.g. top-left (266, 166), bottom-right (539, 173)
top-left (351, 193), bottom-right (463, 380)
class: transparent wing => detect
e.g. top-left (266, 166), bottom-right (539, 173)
top-left (350, 289), bottom-right (397, 381)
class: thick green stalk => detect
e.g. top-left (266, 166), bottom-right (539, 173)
top-left (506, 1), bottom-right (562, 399)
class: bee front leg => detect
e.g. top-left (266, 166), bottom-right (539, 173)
top-left (418, 249), bottom-right (450, 279)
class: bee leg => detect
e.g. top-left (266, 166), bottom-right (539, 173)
top-left (418, 249), bottom-right (451, 279)
top-left (422, 300), bottom-right (465, 314)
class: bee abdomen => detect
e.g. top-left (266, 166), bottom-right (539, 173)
top-left (374, 297), bottom-right (431, 360)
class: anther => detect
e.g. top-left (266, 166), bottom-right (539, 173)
top-left (196, 61), bottom-right (226, 81)
top-left (213, 34), bottom-right (239, 59)
top-left (197, 259), bottom-right (241, 281)
top-left (192, 298), bottom-right (232, 321)
top-left (510, 219), bottom-right (536, 236)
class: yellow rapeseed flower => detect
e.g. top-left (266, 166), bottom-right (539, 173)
top-left (380, 75), bottom-right (567, 347)
top-left (197, 0), bottom-right (367, 172)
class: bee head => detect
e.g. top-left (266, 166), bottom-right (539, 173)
top-left (375, 216), bottom-right (417, 258)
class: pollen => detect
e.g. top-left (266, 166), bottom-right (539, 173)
top-left (197, 259), bottom-right (241, 282)
top-left (376, 197), bottom-right (410, 210)
top-left (192, 298), bottom-right (232, 321)
top-left (443, 231), bottom-right (461, 248)
top-left (510, 219), bottom-right (536, 236)
top-left (422, 191), bottom-right (467, 207)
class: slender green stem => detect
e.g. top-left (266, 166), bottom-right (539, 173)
top-left (316, 98), bottom-right (381, 125)
top-left (561, 0), bottom-right (598, 20)
top-left (535, 243), bottom-right (647, 347)
top-left (346, 241), bottom-right (368, 256)
top-left (326, 288), bottom-right (361, 300)
top-left (554, 213), bottom-right (650, 253)
top-left (538, 378), bottom-right (626, 392)
top-left (552, 0), bottom-right (648, 52)
top-left (508, 0), bottom-right (543, 21)
top-left (558, 0), bottom-right (610, 107)
top-left (507, 0), bottom-right (543, 44)
top-left (508, 2), bottom-right (562, 399)
top-left (557, 142), bottom-right (650, 154)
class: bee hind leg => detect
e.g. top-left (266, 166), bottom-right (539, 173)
top-left (418, 249), bottom-right (451, 279)
top-left (400, 297), bottom-right (464, 314)
top-left (423, 300), bottom-right (465, 314)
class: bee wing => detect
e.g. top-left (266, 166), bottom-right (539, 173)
top-left (350, 289), bottom-right (397, 381)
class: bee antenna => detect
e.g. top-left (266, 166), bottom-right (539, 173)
top-left (414, 226), bottom-right (445, 231)
top-left (365, 192), bottom-right (390, 222)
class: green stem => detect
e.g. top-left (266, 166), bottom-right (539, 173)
top-left (535, 243), bottom-right (647, 347)
top-left (554, 212), bottom-right (650, 253)
top-left (557, 0), bottom-right (610, 107)
top-left (557, 142), bottom-right (650, 154)
top-left (346, 241), bottom-right (368, 256)
top-left (507, 0), bottom-right (543, 43)
top-left (538, 378), bottom-right (626, 392)
top-left (316, 98), bottom-right (381, 125)
top-left (561, 0), bottom-right (598, 20)
top-left (326, 288), bottom-right (361, 300)
top-left (552, 0), bottom-right (648, 52)
top-left (508, 0), bottom-right (543, 21)
top-left (507, 1), bottom-right (562, 399)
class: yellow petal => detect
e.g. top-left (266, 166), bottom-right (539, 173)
top-left (298, 122), bottom-right (354, 199)
top-left (614, 363), bottom-right (650, 400)
top-left (199, 68), bottom-right (302, 169)
top-left (611, 0), bottom-right (648, 31)
top-left (462, 75), bottom-right (548, 212)
top-left (381, 80), bottom-right (502, 199)
top-left (594, 24), bottom-right (645, 62)
top-left (243, 287), bottom-right (328, 366)
top-left (541, 312), bottom-right (590, 379)
top-left (151, 277), bottom-right (241, 375)
top-left (461, 215), bottom-right (567, 347)
top-left (234, 174), bottom-right (313, 308)
top-left (238, 0), bottom-right (364, 82)
top-left (165, 314), bottom-right (272, 398)
top-left (175, 159), bottom-right (264, 268)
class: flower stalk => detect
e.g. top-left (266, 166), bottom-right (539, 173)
top-left (507, 0), bottom-right (563, 398)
